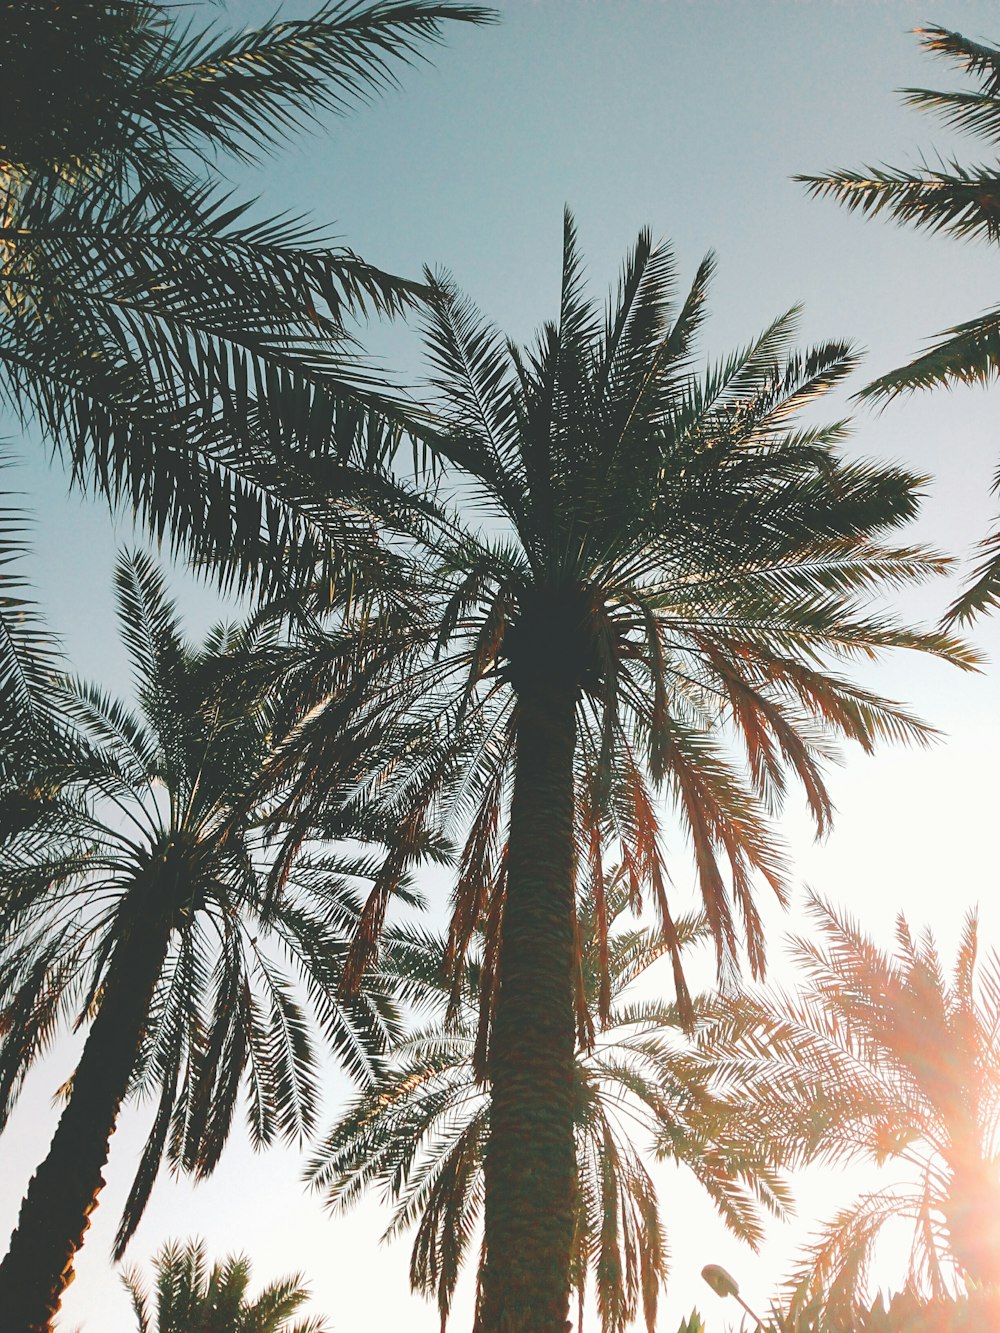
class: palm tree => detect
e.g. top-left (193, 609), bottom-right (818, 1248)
top-left (309, 883), bottom-right (790, 1333)
top-left (121, 1238), bottom-right (329, 1333)
top-left (0, 1), bottom-right (492, 597)
top-left (702, 893), bottom-right (1000, 1312)
top-left (0, 552), bottom-right (403, 1332)
top-left (798, 24), bottom-right (1000, 622)
top-left (270, 214), bottom-right (972, 1331)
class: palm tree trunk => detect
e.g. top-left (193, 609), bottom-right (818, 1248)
top-left (477, 686), bottom-right (578, 1333)
top-left (0, 905), bottom-right (173, 1332)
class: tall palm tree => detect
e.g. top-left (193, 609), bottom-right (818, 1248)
top-left (0, 1), bottom-right (492, 597)
top-left (798, 24), bottom-right (1000, 622)
top-left (702, 893), bottom-right (1000, 1313)
top-left (268, 214), bottom-right (973, 1331)
top-left (309, 884), bottom-right (790, 1333)
top-left (0, 552), bottom-right (402, 1332)
top-left (121, 1238), bottom-right (329, 1333)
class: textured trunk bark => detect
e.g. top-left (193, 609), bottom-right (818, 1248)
top-left (0, 904), bottom-right (173, 1332)
top-left (476, 686), bottom-right (578, 1333)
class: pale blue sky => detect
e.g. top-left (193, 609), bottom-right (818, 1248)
top-left (7, 2), bottom-right (1000, 1329)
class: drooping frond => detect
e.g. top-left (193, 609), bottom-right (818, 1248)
top-left (134, 3), bottom-right (497, 166)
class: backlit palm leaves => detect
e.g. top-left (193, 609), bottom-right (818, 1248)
top-left (121, 1238), bottom-right (328, 1333)
top-left (799, 25), bottom-right (1000, 621)
top-left (0, 552), bottom-right (400, 1330)
top-left (0, 1), bottom-right (492, 596)
top-left (703, 894), bottom-right (1000, 1313)
top-left (309, 887), bottom-right (789, 1333)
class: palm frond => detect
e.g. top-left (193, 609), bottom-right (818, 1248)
top-left (0, 473), bottom-right (61, 778)
top-left (137, 3), bottom-right (497, 165)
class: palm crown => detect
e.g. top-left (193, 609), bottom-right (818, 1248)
top-left (0, 551), bottom-right (402, 1328)
top-left (0, 475), bottom-right (60, 783)
top-left (419, 210), bottom-right (967, 994)
top-left (270, 213), bottom-right (971, 1331)
top-left (121, 1238), bottom-right (329, 1333)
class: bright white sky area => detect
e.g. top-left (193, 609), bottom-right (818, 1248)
top-left (6, 1), bottom-right (1000, 1329)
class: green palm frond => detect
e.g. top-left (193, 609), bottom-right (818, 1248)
top-left (1, 1), bottom-right (494, 182)
top-left (949, 513), bottom-right (1000, 623)
top-left (913, 24), bottom-right (1000, 86)
top-left (2, 178), bottom-right (440, 597)
top-left (422, 272), bottom-right (525, 516)
top-left (860, 305), bottom-right (1000, 402)
top-left (0, 468), bottom-right (61, 784)
top-left (798, 164), bottom-right (1000, 243)
top-left (134, 3), bottom-right (495, 167)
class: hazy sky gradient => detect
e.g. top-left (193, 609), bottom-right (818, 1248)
top-left (6, 2), bottom-right (1000, 1328)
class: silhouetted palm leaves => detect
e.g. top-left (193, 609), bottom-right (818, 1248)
top-left (0, 469), bottom-right (60, 786)
top-left (800, 25), bottom-right (1000, 621)
top-left (0, 1), bottom-right (493, 597)
top-left (121, 1237), bottom-right (328, 1333)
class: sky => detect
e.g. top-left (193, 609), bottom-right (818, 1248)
top-left (6, 1), bottom-right (1000, 1329)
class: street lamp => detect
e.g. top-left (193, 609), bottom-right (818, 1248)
top-left (701, 1264), bottom-right (766, 1330)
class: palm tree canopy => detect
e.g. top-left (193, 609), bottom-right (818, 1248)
top-left (308, 884), bottom-right (791, 1333)
top-left (700, 892), bottom-right (1000, 1311)
top-left (0, 1), bottom-right (494, 598)
top-left (289, 211), bottom-right (973, 1011)
top-left (0, 551), bottom-right (403, 1258)
top-left (798, 24), bottom-right (1000, 621)
top-left (121, 1237), bottom-right (329, 1333)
